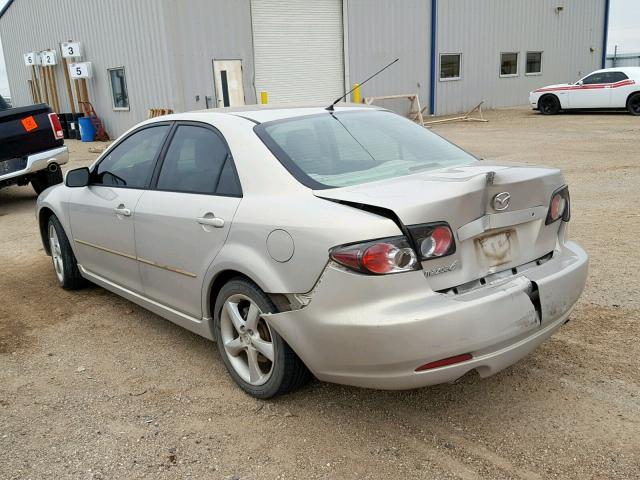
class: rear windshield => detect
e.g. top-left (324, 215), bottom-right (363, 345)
top-left (255, 110), bottom-right (477, 189)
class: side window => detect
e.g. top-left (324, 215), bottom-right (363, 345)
top-left (582, 72), bottom-right (608, 85)
top-left (607, 72), bottom-right (629, 83)
top-left (93, 125), bottom-right (169, 188)
top-left (156, 125), bottom-right (241, 196)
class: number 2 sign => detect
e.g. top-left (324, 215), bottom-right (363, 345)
top-left (41, 50), bottom-right (58, 66)
top-left (69, 62), bottom-right (92, 79)
top-left (61, 42), bottom-right (82, 58)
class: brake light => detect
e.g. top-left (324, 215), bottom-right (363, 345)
top-left (330, 236), bottom-right (419, 275)
top-left (545, 186), bottom-right (570, 224)
top-left (407, 222), bottom-right (456, 260)
top-left (48, 113), bottom-right (64, 140)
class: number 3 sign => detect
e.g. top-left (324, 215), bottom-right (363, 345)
top-left (61, 42), bottom-right (82, 58)
top-left (69, 62), bottom-right (92, 79)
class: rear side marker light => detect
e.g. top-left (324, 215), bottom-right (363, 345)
top-left (415, 353), bottom-right (473, 372)
top-left (48, 113), bottom-right (64, 140)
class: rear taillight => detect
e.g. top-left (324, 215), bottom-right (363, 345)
top-left (407, 222), bottom-right (456, 260)
top-left (545, 186), bottom-right (570, 224)
top-left (48, 113), bottom-right (64, 140)
top-left (330, 236), bottom-right (419, 275)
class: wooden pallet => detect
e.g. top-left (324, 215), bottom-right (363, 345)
top-left (147, 108), bottom-right (174, 119)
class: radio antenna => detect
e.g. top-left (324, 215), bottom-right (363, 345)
top-left (326, 58), bottom-right (399, 111)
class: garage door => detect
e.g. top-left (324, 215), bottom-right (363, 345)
top-left (251, 0), bottom-right (345, 104)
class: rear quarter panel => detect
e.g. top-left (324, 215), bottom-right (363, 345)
top-left (202, 191), bottom-right (401, 311)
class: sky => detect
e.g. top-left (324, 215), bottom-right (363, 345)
top-left (0, 0), bottom-right (639, 99)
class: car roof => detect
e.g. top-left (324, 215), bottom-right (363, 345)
top-left (195, 102), bottom-right (382, 123)
top-left (591, 66), bottom-right (640, 77)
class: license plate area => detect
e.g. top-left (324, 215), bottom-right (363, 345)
top-left (475, 229), bottom-right (516, 268)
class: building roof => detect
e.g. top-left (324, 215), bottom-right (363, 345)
top-left (0, 0), bottom-right (15, 20)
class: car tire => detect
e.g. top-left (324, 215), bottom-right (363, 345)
top-left (213, 278), bottom-right (311, 398)
top-left (32, 166), bottom-right (63, 195)
top-left (47, 215), bottom-right (86, 290)
top-left (538, 95), bottom-right (560, 115)
top-left (627, 93), bottom-right (640, 116)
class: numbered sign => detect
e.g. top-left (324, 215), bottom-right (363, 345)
top-left (41, 50), bottom-right (58, 66)
top-left (69, 62), bottom-right (92, 79)
top-left (23, 52), bottom-right (40, 66)
top-left (61, 42), bottom-right (82, 58)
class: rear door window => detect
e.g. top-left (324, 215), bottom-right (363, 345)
top-left (156, 124), bottom-right (241, 196)
top-left (93, 125), bottom-right (169, 188)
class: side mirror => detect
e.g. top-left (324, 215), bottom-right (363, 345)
top-left (576, 80), bottom-right (583, 86)
top-left (65, 167), bottom-right (90, 187)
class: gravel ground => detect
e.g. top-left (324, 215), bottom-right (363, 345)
top-left (1, 107), bottom-right (639, 479)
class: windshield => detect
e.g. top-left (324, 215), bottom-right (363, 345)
top-left (255, 110), bottom-right (477, 189)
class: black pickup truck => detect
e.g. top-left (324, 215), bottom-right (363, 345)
top-left (0, 97), bottom-right (68, 194)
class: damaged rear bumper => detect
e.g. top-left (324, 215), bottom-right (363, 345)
top-left (266, 241), bottom-right (588, 390)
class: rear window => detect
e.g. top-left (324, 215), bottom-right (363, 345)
top-left (255, 110), bottom-right (476, 189)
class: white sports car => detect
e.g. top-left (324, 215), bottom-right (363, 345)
top-left (529, 67), bottom-right (640, 115)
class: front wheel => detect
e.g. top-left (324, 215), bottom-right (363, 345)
top-left (47, 215), bottom-right (86, 290)
top-left (32, 166), bottom-right (63, 195)
top-left (538, 95), bottom-right (560, 115)
top-left (214, 278), bottom-right (310, 398)
top-left (627, 93), bottom-right (640, 116)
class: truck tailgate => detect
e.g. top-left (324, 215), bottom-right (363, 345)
top-left (0, 104), bottom-right (64, 162)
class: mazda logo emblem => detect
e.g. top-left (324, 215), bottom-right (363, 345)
top-left (493, 192), bottom-right (511, 211)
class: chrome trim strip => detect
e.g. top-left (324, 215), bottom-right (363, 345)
top-left (74, 238), bottom-right (137, 260)
top-left (137, 257), bottom-right (198, 278)
top-left (74, 239), bottom-right (197, 278)
top-left (457, 205), bottom-right (547, 242)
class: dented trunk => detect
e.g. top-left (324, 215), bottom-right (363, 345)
top-left (315, 163), bottom-right (566, 291)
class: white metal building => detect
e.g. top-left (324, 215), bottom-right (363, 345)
top-left (0, 0), bottom-right (609, 137)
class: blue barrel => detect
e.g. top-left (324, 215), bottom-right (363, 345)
top-left (78, 117), bottom-right (96, 142)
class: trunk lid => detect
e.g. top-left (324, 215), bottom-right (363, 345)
top-left (315, 163), bottom-right (565, 291)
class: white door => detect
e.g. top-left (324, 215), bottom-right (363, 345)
top-left (213, 60), bottom-right (245, 107)
top-left (568, 72), bottom-right (612, 108)
top-left (68, 124), bottom-right (171, 293)
top-left (134, 123), bottom-right (242, 318)
top-left (251, 0), bottom-right (345, 103)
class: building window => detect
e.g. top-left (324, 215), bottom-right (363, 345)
top-left (440, 54), bottom-right (461, 80)
top-left (500, 52), bottom-right (519, 77)
top-left (108, 67), bottom-right (129, 110)
top-left (526, 52), bottom-right (542, 75)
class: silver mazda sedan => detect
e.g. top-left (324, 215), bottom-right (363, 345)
top-left (36, 105), bottom-right (588, 398)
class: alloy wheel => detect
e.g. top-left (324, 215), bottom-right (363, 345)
top-left (630, 96), bottom-right (640, 115)
top-left (220, 294), bottom-right (275, 386)
top-left (49, 224), bottom-right (64, 283)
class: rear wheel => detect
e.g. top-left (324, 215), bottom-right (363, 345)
top-left (214, 278), bottom-right (310, 398)
top-left (32, 166), bottom-right (63, 195)
top-left (627, 93), bottom-right (640, 116)
top-left (538, 95), bottom-right (560, 115)
top-left (47, 215), bottom-right (86, 290)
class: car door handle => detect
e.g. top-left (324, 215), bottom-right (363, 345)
top-left (114, 205), bottom-right (131, 217)
top-left (196, 215), bottom-right (225, 228)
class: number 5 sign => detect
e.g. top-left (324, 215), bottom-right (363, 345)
top-left (61, 42), bottom-right (82, 58)
top-left (23, 52), bottom-right (40, 66)
top-left (69, 62), bottom-right (92, 79)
